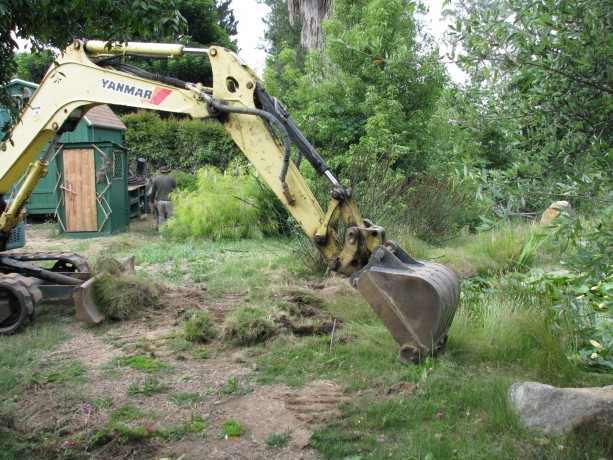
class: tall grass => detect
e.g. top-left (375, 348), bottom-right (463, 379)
top-left (163, 165), bottom-right (279, 240)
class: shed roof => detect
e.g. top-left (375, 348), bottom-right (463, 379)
top-left (84, 105), bottom-right (127, 131)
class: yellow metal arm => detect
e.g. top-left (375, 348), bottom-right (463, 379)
top-left (0, 40), bottom-right (462, 364)
top-left (0, 40), bottom-right (375, 273)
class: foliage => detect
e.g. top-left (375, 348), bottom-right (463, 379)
top-left (220, 376), bottom-right (254, 396)
top-left (112, 355), bottom-right (172, 373)
top-left (0, 0), bottom-right (186, 119)
top-left (127, 376), bottom-right (167, 396)
top-left (14, 50), bottom-right (55, 84)
top-left (266, 428), bottom-right (293, 448)
top-left (167, 392), bottom-right (203, 407)
top-left (261, 0), bottom-right (305, 60)
top-left (183, 310), bottom-right (219, 343)
top-left (537, 209), bottom-right (613, 371)
top-left (263, 0), bottom-right (447, 178)
top-left (121, 111), bottom-right (242, 173)
top-left (162, 164), bottom-right (280, 240)
top-left (444, 0), bottom-right (612, 205)
top-left (129, 0), bottom-right (238, 89)
top-left (399, 174), bottom-right (480, 244)
top-left (156, 413), bottom-right (206, 441)
top-left (220, 418), bottom-right (244, 437)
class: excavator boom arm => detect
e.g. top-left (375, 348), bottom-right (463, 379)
top-left (0, 40), bottom-right (461, 364)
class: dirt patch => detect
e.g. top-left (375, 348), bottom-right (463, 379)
top-left (5, 224), bottom-right (353, 459)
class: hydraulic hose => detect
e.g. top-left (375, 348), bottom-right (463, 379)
top-left (198, 91), bottom-right (294, 192)
top-left (99, 59), bottom-right (295, 192)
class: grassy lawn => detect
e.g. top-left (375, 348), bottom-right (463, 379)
top-left (0, 218), bottom-right (610, 459)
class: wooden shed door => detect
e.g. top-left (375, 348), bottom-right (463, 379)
top-left (63, 149), bottom-right (97, 232)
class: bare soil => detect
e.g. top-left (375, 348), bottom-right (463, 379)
top-left (10, 224), bottom-right (348, 459)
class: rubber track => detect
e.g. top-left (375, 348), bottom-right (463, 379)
top-left (3, 251), bottom-right (91, 272)
top-left (0, 273), bottom-right (43, 331)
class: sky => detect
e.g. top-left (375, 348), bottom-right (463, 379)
top-left (232, 0), bottom-right (271, 76)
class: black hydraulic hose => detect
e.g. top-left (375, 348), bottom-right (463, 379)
top-left (98, 58), bottom-right (294, 190)
top-left (254, 82), bottom-right (331, 177)
top-left (203, 95), bottom-right (294, 190)
top-left (105, 62), bottom-right (191, 90)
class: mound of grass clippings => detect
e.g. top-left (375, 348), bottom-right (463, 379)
top-left (223, 306), bottom-right (280, 346)
top-left (92, 258), bottom-right (160, 320)
top-left (183, 310), bottom-right (219, 343)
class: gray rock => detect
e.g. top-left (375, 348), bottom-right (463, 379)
top-left (508, 381), bottom-right (613, 435)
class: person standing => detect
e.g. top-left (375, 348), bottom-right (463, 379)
top-left (150, 165), bottom-right (177, 230)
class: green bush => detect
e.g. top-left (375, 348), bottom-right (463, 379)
top-left (400, 175), bottom-right (480, 244)
top-left (183, 310), bottom-right (219, 343)
top-left (121, 111), bottom-right (242, 172)
top-left (163, 164), bottom-right (280, 240)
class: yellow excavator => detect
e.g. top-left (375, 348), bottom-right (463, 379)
top-left (0, 40), bottom-right (460, 364)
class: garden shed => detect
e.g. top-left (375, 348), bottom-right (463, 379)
top-left (0, 79), bottom-right (131, 237)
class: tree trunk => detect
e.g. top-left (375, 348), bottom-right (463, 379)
top-left (288, 0), bottom-right (332, 49)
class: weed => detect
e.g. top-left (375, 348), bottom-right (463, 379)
top-left (109, 404), bottom-right (148, 423)
top-left (45, 361), bottom-right (86, 384)
top-left (192, 348), bottom-right (210, 359)
top-left (167, 392), bottom-right (203, 407)
top-left (220, 418), bottom-right (244, 437)
top-left (91, 397), bottom-right (113, 410)
top-left (0, 321), bottom-right (70, 393)
top-left (220, 377), bottom-right (253, 396)
top-left (156, 414), bottom-right (206, 441)
top-left (92, 272), bottom-right (160, 320)
top-left (113, 355), bottom-right (172, 373)
top-left (90, 424), bottom-right (149, 446)
top-left (166, 337), bottom-right (191, 353)
top-left (127, 376), bottom-right (167, 396)
top-left (183, 310), bottom-right (219, 343)
top-left (266, 428), bottom-right (293, 448)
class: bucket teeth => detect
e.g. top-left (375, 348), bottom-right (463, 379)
top-left (351, 244), bottom-right (460, 364)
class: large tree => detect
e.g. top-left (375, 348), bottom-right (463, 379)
top-left (445, 0), bottom-right (612, 197)
top-left (0, 0), bottom-right (186, 88)
top-left (264, 0), bottom-right (447, 175)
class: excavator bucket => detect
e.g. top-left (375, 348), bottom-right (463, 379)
top-left (350, 244), bottom-right (460, 364)
top-left (73, 275), bottom-right (104, 324)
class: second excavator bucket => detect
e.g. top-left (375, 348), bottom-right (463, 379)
top-left (73, 275), bottom-right (104, 324)
top-left (350, 243), bottom-right (460, 364)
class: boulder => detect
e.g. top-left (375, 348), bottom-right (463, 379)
top-left (508, 381), bottom-right (613, 435)
top-left (541, 200), bottom-right (571, 222)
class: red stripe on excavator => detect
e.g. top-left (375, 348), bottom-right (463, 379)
top-left (147, 87), bottom-right (172, 105)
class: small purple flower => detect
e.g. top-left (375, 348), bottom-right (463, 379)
top-left (144, 421), bottom-right (153, 434)
top-left (83, 404), bottom-right (93, 413)
top-left (435, 412), bottom-right (443, 420)
top-left (60, 440), bottom-right (78, 448)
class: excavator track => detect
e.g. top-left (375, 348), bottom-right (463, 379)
top-left (4, 251), bottom-right (91, 272)
top-left (0, 273), bottom-right (43, 334)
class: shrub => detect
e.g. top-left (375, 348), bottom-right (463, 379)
top-left (183, 310), bottom-right (219, 343)
top-left (121, 112), bottom-right (242, 172)
top-left (162, 164), bottom-right (280, 240)
top-left (400, 175), bottom-right (479, 244)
